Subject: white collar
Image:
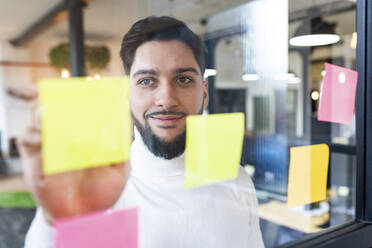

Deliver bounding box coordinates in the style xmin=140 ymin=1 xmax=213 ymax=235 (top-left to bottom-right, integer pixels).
xmin=130 ymin=128 xmax=185 ymax=177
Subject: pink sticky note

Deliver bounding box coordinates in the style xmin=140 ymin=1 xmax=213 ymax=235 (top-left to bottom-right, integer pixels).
xmin=317 ymin=63 xmax=358 ymax=124
xmin=54 ymin=208 xmax=138 ymax=248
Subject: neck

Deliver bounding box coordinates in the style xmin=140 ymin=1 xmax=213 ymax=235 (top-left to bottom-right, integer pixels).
xmin=130 ymin=128 xmax=185 ymax=177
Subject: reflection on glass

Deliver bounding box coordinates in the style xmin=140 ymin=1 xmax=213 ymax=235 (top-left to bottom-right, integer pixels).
xmin=212 ymin=0 xmax=356 ymax=247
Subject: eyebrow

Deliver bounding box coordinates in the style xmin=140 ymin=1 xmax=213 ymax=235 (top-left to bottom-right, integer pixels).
xmin=132 ymin=69 xmax=158 ymax=78
xmin=132 ymin=67 xmax=199 ymax=78
xmin=172 ymin=67 xmax=199 ymax=75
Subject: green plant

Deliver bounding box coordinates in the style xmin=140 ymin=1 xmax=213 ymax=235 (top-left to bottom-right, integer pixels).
xmin=49 ymin=43 xmax=111 ymax=71
xmin=49 ymin=43 xmax=70 ymax=69
xmin=85 ymin=45 xmax=110 ymax=70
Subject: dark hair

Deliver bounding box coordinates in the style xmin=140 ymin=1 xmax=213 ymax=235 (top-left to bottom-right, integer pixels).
xmin=120 ymin=16 xmax=207 ymax=75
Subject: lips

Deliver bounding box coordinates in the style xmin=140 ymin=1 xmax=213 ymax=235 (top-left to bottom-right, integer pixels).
xmin=150 ymin=115 xmax=185 ymax=125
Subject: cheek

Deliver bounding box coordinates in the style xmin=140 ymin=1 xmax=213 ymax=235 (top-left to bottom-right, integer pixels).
xmin=183 ymin=89 xmax=204 ymax=114
xmin=130 ymin=91 xmax=148 ymax=121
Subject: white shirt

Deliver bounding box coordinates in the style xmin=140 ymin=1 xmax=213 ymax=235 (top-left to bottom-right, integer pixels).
xmin=25 ymin=130 xmax=264 ymax=248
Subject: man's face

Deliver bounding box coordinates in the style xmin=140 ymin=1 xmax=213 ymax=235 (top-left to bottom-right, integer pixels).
xmin=130 ymin=40 xmax=209 ymax=158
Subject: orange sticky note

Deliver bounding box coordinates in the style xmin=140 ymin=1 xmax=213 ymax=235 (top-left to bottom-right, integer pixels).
xmin=185 ymin=113 xmax=244 ymax=188
xmin=39 ymin=77 xmax=131 ymax=174
xmin=287 ymin=144 xmax=329 ymax=208
xmin=317 ymin=63 xmax=358 ymax=124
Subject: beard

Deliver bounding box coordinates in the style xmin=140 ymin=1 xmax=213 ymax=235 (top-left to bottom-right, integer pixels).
xmin=132 ymin=101 xmax=204 ymax=160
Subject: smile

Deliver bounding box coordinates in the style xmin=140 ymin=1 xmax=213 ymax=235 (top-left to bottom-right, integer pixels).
xmin=150 ymin=115 xmax=185 ymax=126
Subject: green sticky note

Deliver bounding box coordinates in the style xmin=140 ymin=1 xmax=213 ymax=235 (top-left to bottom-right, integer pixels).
xmin=39 ymin=77 xmax=131 ymax=175
xmin=287 ymin=144 xmax=330 ymax=208
xmin=185 ymin=113 xmax=244 ymax=188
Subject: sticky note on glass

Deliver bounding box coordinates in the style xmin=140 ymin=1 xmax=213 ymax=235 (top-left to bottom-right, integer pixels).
xmin=39 ymin=77 xmax=131 ymax=174
xmin=185 ymin=113 xmax=244 ymax=188
xmin=55 ymin=208 xmax=138 ymax=248
xmin=287 ymin=144 xmax=329 ymax=208
xmin=317 ymin=63 xmax=358 ymax=124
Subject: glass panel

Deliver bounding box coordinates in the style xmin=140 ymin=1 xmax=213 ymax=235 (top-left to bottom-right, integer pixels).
xmin=329 ymin=153 xmax=356 ymax=227
xmin=211 ymin=0 xmax=356 ymax=246
xmin=0 ymin=0 xmax=358 ymax=247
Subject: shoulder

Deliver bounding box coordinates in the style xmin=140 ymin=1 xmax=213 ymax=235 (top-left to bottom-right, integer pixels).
xmin=226 ymin=166 xmax=259 ymax=208
xmin=234 ymin=166 xmax=256 ymax=194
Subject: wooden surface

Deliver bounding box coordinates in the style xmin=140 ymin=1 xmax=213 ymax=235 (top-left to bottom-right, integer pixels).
xmin=259 ymin=200 xmax=329 ymax=233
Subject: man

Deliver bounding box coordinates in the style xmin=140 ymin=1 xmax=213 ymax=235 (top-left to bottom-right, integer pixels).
xmin=20 ymin=16 xmax=264 ymax=247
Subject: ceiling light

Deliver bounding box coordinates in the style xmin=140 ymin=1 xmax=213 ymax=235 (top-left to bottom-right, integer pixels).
xmin=290 ymin=34 xmax=340 ymax=47
xmin=274 ymin=73 xmax=300 ymax=84
xmin=203 ymin=69 xmax=217 ymax=79
xmin=288 ymin=77 xmax=301 ymax=84
xmin=274 ymin=73 xmax=295 ymax=80
xmin=338 ymin=186 xmax=350 ymax=197
xmin=61 ymin=69 xmax=70 ymax=78
xmin=311 ymin=90 xmax=320 ymax=101
xmin=290 ymin=15 xmax=340 ymax=47
xmin=350 ymin=32 xmax=357 ymax=49
xmin=242 ymin=74 xmax=259 ymax=81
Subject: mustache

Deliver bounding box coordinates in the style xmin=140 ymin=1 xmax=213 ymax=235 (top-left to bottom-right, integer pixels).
xmin=145 ymin=110 xmax=187 ymax=119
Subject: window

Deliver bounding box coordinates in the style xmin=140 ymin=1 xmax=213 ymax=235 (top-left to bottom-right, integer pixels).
xmin=0 ymin=0 xmax=371 ymax=247
xmin=205 ymin=0 xmax=372 ymax=246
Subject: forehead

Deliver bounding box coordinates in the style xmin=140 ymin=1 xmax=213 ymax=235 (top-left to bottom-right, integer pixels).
xmin=130 ymin=40 xmax=200 ymax=75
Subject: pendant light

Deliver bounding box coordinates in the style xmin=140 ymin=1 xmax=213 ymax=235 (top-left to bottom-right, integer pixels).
xmin=290 ymin=15 xmax=340 ymax=47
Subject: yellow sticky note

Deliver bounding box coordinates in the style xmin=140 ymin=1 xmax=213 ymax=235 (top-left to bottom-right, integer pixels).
xmin=39 ymin=77 xmax=131 ymax=175
xmin=185 ymin=113 xmax=244 ymax=188
xmin=287 ymin=144 xmax=330 ymax=208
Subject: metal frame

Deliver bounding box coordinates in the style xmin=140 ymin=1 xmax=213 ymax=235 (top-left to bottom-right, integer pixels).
xmin=67 ymin=0 xmax=86 ymax=77
xmin=9 ymin=1 xmax=68 ymax=46
xmin=358 ymin=0 xmax=372 ymax=222
xmin=10 ymin=0 xmax=87 ymax=77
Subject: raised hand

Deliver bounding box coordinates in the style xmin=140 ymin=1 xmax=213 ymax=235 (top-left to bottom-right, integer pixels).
xmin=18 ymin=106 xmax=130 ymax=224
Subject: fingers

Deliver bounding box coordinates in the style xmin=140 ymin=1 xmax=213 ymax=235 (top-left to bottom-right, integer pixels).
xmin=31 ymin=101 xmax=41 ymax=130
xmin=17 ymin=126 xmax=41 ymax=155
xmin=17 ymin=126 xmax=43 ymax=191
xmin=110 ymin=161 xmax=131 ymax=176
xmin=110 ymin=161 xmax=127 ymax=169
xmin=17 ymin=98 xmax=43 ymax=203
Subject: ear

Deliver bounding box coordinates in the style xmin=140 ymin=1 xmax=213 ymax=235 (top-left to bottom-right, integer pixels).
xmin=202 ymin=80 xmax=209 ymax=109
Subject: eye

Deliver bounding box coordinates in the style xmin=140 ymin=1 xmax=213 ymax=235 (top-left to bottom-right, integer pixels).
xmin=177 ymin=76 xmax=192 ymax=85
xmin=138 ymin=78 xmax=154 ymax=87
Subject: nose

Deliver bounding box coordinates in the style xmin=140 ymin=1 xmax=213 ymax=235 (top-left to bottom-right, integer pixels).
xmin=154 ymin=80 xmax=178 ymax=110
